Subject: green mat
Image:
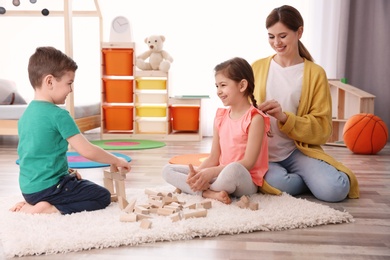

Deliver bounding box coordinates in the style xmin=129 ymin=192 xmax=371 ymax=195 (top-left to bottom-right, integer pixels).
xmin=90 ymin=139 xmax=166 ymax=150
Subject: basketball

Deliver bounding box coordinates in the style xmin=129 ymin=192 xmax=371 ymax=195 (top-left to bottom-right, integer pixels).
xmin=343 ymin=113 xmax=388 ymax=154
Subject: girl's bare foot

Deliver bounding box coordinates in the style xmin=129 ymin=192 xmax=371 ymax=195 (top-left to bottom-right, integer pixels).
xmin=10 ymin=201 xmax=59 ymax=214
xmin=202 ymin=190 xmax=231 ymax=204
xmin=9 ymin=201 xmax=26 ymax=212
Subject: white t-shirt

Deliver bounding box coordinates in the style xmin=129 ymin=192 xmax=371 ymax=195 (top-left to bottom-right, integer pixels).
xmin=266 ymin=59 xmax=304 ymax=162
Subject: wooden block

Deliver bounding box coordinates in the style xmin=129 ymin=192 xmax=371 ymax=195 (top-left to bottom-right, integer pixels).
xmin=104 ymin=170 xmax=113 ymax=179
xmin=115 ymin=179 xmax=126 ymax=199
xmin=136 ymin=213 xmax=153 ymax=220
xmin=200 ymin=200 xmax=212 ymax=209
xmin=157 ymin=207 xmax=175 ymax=216
xmin=148 ymin=198 xmax=164 ymax=208
xmin=119 ymin=213 xmax=137 ymax=222
xmin=111 ymin=171 xmax=126 ymax=181
xmin=148 ymin=207 xmax=158 ymax=214
xmin=124 ymin=198 xmax=136 ymax=213
xmin=140 ymin=219 xmax=152 ymax=229
xmin=160 ymin=192 xmax=173 ymax=197
xmin=183 ymin=209 xmax=207 ymax=219
xmin=171 ymin=212 xmax=182 ymax=222
xmin=186 ymin=203 xmax=197 ymax=209
xmin=163 ymin=205 xmax=181 ymax=212
xmin=110 ymin=194 xmax=118 ymax=202
xmin=249 ymin=202 xmax=259 ymax=211
xmin=118 ymin=196 xmax=129 ymax=210
xmin=237 ymin=195 xmax=250 ymax=209
xmin=148 ymin=195 xmax=163 ymax=200
xmin=134 ymin=205 xmax=149 ymax=214
xmin=145 ymin=188 xmax=158 ymax=196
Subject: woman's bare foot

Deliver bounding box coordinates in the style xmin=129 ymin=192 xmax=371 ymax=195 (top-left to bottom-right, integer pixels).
xmin=10 ymin=201 xmax=59 ymax=214
xmin=202 ymin=190 xmax=231 ymax=204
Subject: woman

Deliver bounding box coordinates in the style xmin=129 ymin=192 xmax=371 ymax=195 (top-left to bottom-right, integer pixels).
xmin=252 ymin=5 xmax=359 ymax=202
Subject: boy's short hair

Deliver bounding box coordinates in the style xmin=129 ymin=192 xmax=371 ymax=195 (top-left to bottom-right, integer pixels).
xmin=28 ymin=46 xmax=78 ymax=89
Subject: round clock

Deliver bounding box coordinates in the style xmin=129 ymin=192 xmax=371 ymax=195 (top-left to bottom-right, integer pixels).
xmin=112 ymin=16 xmax=130 ymax=34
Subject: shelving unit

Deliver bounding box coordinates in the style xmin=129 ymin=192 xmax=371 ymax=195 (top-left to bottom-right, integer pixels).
xmin=326 ymin=79 xmax=376 ymax=146
xmin=100 ymin=42 xmax=204 ymax=141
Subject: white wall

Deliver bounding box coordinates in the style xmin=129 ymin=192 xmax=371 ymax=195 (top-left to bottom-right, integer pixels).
xmin=1 ymin=0 xmax=331 ymax=136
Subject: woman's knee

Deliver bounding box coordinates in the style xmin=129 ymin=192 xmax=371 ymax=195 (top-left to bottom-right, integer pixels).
xmin=312 ymin=172 xmax=350 ymax=202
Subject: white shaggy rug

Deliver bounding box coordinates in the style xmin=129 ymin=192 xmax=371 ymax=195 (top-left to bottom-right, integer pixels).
xmin=0 ymin=187 xmax=354 ymax=258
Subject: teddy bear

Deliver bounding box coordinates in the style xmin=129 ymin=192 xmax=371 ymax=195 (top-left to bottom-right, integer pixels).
xmin=136 ymin=35 xmax=173 ymax=73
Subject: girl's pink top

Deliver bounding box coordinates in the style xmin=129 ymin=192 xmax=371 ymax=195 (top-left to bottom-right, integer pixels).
xmin=215 ymin=106 xmax=270 ymax=186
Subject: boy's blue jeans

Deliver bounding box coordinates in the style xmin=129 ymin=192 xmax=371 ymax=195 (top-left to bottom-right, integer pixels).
xmin=265 ymin=149 xmax=350 ymax=202
xmin=23 ymin=173 xmax=111 ymax=214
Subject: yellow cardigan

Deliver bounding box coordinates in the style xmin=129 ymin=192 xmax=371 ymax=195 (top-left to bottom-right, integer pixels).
xmin=252 ymin=55 xmax=359 ymax=199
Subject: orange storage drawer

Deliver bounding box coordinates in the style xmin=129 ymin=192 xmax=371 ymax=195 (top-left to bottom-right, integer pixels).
xmin=103 ymin=105 xmax=133 ymax=131
xmin=102 ymin=48 xmax=133 ymax=76
xmin=103 ymin=79 xmax=133 ymax=103
xmin=171 ymin=106 xmax=200 ymax=131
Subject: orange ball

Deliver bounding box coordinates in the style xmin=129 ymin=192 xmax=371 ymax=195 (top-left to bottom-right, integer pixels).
xmin=343 ymin=113 xmax=388 ymax=154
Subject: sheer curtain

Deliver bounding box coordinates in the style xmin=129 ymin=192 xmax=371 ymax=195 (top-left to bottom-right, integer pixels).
xmin=306 ymin=0 xmax=350 ymax=79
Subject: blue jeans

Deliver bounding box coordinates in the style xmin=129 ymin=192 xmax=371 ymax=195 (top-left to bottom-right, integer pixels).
xmin=265 ymin=149 xmax=350 ymax=202
xmin=23 ymin=174 xmax=111 ymax=214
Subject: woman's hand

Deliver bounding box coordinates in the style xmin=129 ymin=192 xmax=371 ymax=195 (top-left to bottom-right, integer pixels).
xmin=187 ymin=164 xmax=212 ymax=192
xmin=258 ymin=99 xmax=287 ymax=123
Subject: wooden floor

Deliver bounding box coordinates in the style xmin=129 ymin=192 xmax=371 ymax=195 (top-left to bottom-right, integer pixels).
xmin=0 ymin=130 xmax=389 ymax=260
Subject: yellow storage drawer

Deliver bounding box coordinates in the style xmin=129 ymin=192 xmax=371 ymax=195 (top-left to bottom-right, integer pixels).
xmin=136 ymin=105 xmax=167 ymax=117
xmin=136 ymin=78 xmax=166 ymax=90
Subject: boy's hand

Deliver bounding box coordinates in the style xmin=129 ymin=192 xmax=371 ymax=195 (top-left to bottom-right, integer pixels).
xmin=110 ymin=157 xmax=131 ymax=175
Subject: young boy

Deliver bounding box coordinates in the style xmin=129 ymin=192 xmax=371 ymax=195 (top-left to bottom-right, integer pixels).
xmin=10 ymin=46 xmax=131 ymax=215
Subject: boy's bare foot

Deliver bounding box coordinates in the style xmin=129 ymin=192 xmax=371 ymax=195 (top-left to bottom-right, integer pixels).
xmin=10 ymin=201 xmax=60 ymax=214
xmin=202 ymin=190 xmax=231 ymax=204
xmin=9 ymin=201 xmax=26 ymax=212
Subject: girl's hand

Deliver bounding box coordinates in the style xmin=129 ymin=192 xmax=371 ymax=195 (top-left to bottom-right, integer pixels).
xmin=187 ymin=165 xmax=212 ymax=192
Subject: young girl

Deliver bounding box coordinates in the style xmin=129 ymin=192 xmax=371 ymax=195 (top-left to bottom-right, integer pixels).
xmin=10 ymin=47 xmax=132 ymax=214
xmin=252 ymin=5 xmax=359 ymax=202
xmin=162 ymin=57 xmax=270 ymax=204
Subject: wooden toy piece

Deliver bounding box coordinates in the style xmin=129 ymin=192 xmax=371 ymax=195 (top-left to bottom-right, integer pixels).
xmin=174 ymin=188 xmax=182 ymax=194
xmin=118 ymin=196 xmax=129 ymax=210
xmin=104 ymin=170 xmax=127 ymax=203
xmin=249 ymin=202 xmax=259 ymax=211
xmin=236 ymin=195 xmax=259 ymax=210
xmin=162 ymin=195 xmax=178 ymax=204
xmin=186 ymin=203 xmax=197 ymax=209
xmin=119 ymin=213 xmax=137 ymax=222
xmin=171 ymin=212 xmax=181 ymax=222
xmin=144 ymin=188 xmax=159 ymax=196
xmin=136 ymin=213 xmax=153 ymax=220
xmin=103 ymin=171 xmax=115 ymax=196
xmin=157 ymin=207 xmax=175 ymax=216
xmin=237 ymin=195 xmax=250 ymax=209
xmin=134 ymin=205 xmax=149 ymax=214
xmin=148 ymin=198 xmax=164 ymax=208
xmin=160 ymin=191 xmax=173 ymax=197
xmin=200 ymin=200 xmax=212 ymax=209
xmin=124 ymin=198 xmax=137 ymax=213
xmin=183 ymin=209 xmax=207 ymax=219
xmin=140 ymin=219 xmax=152 ymax=229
